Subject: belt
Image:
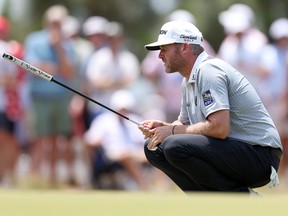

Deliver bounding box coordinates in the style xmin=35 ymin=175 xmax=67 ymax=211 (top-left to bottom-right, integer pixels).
xmin=270 ymin=148 xmax=282 ymax=161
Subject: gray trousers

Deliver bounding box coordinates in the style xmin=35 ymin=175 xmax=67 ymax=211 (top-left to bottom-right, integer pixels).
xmin=144 ymin=134 xmax=281 ymax=192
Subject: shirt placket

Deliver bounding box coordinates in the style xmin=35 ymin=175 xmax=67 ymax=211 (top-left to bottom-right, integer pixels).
xmin=186 ymin=82 xmax=196 ymax=124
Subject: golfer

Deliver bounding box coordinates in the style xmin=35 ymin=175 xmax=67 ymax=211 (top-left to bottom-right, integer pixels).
xmin=139 ymin=20 xmax=283 ymax=193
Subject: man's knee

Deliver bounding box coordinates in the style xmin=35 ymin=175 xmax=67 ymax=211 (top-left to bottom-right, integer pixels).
xmin=144 ymin=136 xmax=188 ymax=165
xmin=144 ymin=139 xmax=168 ymax=168
xmin=143 ymin=139 xmax=154 ymax=163
xmin=163 ymin=136 xmax=187 ymax=163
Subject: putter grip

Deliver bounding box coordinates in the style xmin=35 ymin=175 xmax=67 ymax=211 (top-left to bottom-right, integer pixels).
xmin=2 ymin=53 xmax=53 ymax=81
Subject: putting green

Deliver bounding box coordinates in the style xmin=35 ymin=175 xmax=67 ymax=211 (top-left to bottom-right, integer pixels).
xmin=0 ymin=189 xmax=287 ymax=216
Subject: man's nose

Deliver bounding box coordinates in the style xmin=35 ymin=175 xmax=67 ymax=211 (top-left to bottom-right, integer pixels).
xmin=158 ymin=50 xmax=163 ymax=59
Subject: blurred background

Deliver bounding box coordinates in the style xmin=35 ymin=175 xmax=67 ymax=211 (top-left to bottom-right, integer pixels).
xmin=0 ymin=0 xmax=288 ymax=192
xmin=1 ymin=0 xmax=288 ymax=58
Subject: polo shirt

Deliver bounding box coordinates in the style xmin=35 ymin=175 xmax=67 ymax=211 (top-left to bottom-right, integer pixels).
xmin=0 ymin=40 xmax=17 ymax=111
xmin=24 ymin=30 xmax=76 ymax=98
xmin=178 ymin=51 xmax=282 ymax=150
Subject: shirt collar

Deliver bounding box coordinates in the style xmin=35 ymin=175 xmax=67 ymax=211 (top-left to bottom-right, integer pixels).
xmin=187 ymin=51 xmax=209 ymax=83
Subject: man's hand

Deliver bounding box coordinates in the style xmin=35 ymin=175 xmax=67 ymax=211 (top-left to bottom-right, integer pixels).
xmin=48 ymin=23 xmax=63 ymax=47
xmin=147 ymin=125 xmax=175 ymax=150
xmin=138 ymin=120 xmax=165 ymax=139
xmin=139 ymin=120 xmax=175 ymax=151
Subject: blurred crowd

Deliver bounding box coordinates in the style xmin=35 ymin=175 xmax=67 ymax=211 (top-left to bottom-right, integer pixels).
xmin=0 ymin=3 xmax=288 ymax=191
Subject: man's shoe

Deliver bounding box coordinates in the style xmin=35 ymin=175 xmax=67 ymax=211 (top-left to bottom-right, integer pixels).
xmin=248 ymin=188 xmax=261 ymax=197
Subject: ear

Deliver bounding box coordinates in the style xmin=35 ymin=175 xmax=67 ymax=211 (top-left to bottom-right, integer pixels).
xmin=182 ymin=43 xmax=191 ymax=53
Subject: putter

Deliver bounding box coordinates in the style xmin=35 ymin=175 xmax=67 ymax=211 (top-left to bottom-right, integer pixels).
xmin=2 ymin=53 xmax=139 ymax=126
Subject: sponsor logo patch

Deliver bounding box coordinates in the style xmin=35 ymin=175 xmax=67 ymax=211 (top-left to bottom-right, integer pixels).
xmin=202 ymin=89 xmax=214 ymax=106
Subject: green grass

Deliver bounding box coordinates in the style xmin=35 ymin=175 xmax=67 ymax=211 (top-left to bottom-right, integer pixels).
xmin=0 ymin=189 xmax=287 ymax=216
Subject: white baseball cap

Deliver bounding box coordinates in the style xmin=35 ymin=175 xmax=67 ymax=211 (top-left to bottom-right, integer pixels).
xmin=82 ymin=16 xmax=108 ymax=36
xmin=269 ymin=18 xmax=288 ymax=40
xmin=168 ymin=9 xmax=196 ymax=24
xmin=145 ymin=20 xmax=203 ymax=51
xmin=44 ymin=5 xmax=68 ymax=24
xmin=62 ymin=16 xmax=80 ymax=37
xmin=218 ymin=4 xmax=254 ymax=34
xmin=110 ymin=90 xmax=135 ymax=111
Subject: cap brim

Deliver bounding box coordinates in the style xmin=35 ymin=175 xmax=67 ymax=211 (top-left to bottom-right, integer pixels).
xmin=145 ymin=44 xmax=161 ymax=51
xmin=145 ymin=40 xmax=175 ymax=51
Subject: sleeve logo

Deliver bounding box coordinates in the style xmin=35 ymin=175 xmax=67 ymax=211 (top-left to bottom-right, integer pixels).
xmin=202 ymin=89 xmax=214 ymax=106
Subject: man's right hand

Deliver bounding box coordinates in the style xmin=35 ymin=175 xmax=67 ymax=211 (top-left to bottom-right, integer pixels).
xmin=138 ymin=120 xmax=165 ymax=139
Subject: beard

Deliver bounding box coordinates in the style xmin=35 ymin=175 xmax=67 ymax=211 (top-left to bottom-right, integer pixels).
xmin=164 ymin=50 xmax=184 ymax=74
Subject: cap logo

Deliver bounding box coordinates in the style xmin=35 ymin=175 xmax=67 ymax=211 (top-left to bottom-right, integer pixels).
xmin=159 ymin=30 xmax=167 ymax=35
xmin=180 ymin=34 xmax=198 ymax=42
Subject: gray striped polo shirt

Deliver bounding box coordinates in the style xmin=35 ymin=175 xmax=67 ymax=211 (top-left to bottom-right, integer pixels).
xmin=178 ymin=52 xmax=282 ymax=150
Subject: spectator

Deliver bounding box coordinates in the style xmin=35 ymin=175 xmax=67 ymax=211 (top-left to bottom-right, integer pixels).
xmin=85 ymin=21 xmax=140 ymax=119
xmin=0 ymin=16 xmax=19 ymax=187
xmin=81 ymin=16 xmax=109 ymax=126
xmin=217 ymin=3 xmax=268 ymax=95
xmin=62 ymin=15 xmax=94 ymax=82
xmin=8 ymin=40 xmax=30 ymax=156
xmin=82 ymin=16 xmax=108 ymax=52
xmin=62 ymin=15 xmax=92 ymax=137
xmin=62 ymin=15 xmax=94 ymax=188
xmin=82 ymin=16 xmax=109 ymax=73
xmin=24 ymin=5 xmax=76 ymax=187
xmin=84 ymin=90 xmax=147 ymax=190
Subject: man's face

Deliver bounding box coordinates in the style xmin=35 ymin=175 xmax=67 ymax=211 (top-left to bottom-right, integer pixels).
xmin=88 ymin=33 xmax=107 ymax=48
xmin=276 ymin=37 xmax=288 ymax=48
xmin=158 ymin=44 xmax=184 ymax=74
